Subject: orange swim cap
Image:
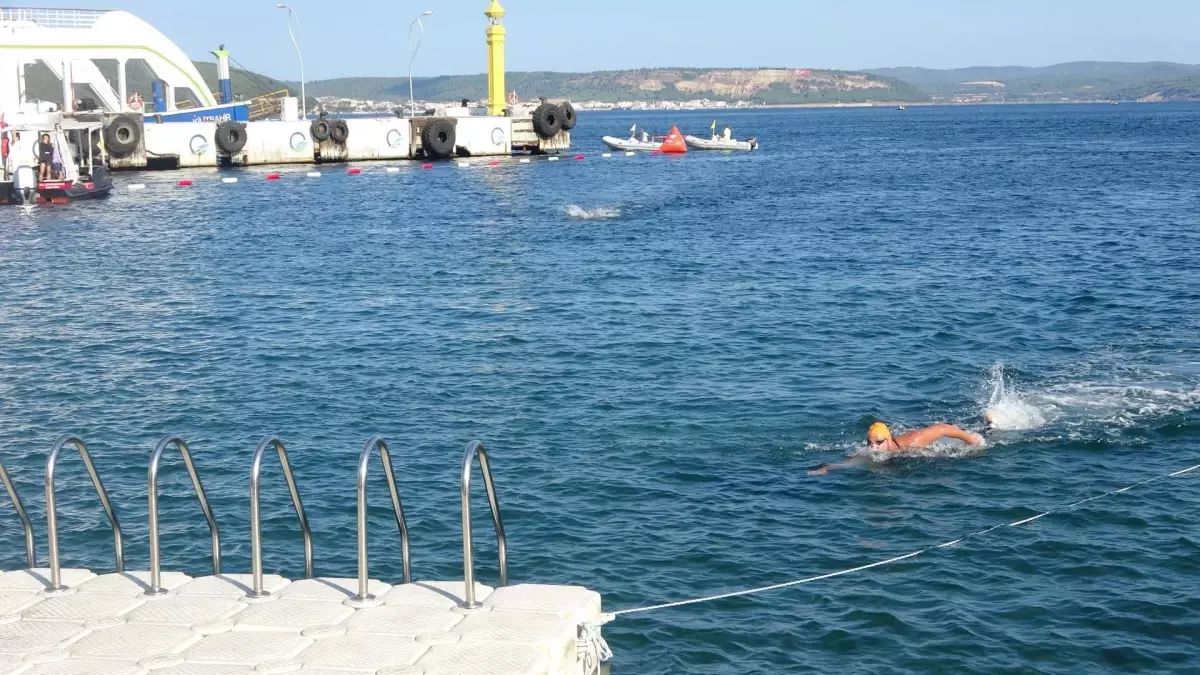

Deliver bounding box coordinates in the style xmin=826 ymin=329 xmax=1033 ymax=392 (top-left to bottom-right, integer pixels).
xmin=867 ymin=422 xmax=892 ymax=442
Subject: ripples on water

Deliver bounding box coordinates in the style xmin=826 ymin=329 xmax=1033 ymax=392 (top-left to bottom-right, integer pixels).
xmin=2 ymin=105 xmax=1200 ymax=673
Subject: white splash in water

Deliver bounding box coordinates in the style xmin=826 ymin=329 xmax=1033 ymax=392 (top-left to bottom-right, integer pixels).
xmin=564 ymin=204 xmax=621 ymax=220
xmin=983 ymin=363 xmax=1048 ymax=431
xmin=981 ymin=361 xmax=1200 ymax=436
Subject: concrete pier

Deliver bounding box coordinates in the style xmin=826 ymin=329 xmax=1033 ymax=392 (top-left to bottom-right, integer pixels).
xmin=106 ymin=116 xmax=572 ymax=170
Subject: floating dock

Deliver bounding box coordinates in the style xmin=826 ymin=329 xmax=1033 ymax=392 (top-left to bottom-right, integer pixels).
xmin=0 ymin=436 xmax=610 ymax=675
xmin=0 ymin=571 xmax=603 ymax=675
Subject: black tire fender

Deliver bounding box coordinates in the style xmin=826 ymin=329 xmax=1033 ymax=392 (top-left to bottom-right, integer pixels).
xmin=559 ymin=102 xmax=577 ymax=131
xmin=105 ymin=114 xmax=142 ymax=155
xmin=531 ymin=103 xmax=561 ymax=139
xmin=421 ymin=118 xmax=457 ymax=159
xmin=214 ymin=121 xmax=248 ymax=155
xmin=330 ymin=119 xmax=350 ymax=144
xmin=311 ymin=119 xmax=332 ymax=142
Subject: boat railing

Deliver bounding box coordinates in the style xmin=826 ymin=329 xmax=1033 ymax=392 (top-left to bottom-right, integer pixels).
xmin=146 ymin=435 xmax=221 ymax=596
xmin=0 ymin=459 xmax=36 ymax=568
xmin=460 ymin=441 xmax=508 ymax=609
xmin=352 ymin=437 xmax=412 ymax=604
xmin=248 ymin=436 xmax=312 ymax=599
xmin=249 ymin=90 xmax=292 ymax=121
xmin=44 ymin=435 xmax=124 ymax=593
xmin=0 ymin=7 xmax=107 ymax=29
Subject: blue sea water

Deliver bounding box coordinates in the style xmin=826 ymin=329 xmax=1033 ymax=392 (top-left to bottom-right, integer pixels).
xmin=2 ymin=103 xmax=1200 ymax=673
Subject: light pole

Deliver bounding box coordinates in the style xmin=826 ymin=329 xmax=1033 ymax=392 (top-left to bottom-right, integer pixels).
xmin=276 ymin=3 xmax=306 ymax=120
xmin=408 ymin=10 xmax=433 ymax=117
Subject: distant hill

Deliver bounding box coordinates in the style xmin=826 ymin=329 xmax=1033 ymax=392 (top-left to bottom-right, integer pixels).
xmin=300 ymin=68 xmax=930 ymax=104
xmin=866 ymin=61 xmax=1200 ymax=101
xmin=22 ymin=60 xmax=1200 ymax=109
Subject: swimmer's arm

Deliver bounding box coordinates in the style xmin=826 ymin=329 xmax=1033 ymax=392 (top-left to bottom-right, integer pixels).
xmin=924 ymin=424 xmax=985 ymax=446
xmin=807 ymin=458 xmax=862 ymax=476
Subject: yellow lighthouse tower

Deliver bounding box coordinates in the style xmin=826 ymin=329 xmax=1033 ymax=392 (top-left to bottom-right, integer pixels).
xmin=485 ymin=0 xmax=507 ymax=116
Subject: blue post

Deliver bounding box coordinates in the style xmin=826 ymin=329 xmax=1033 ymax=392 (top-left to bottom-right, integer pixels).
xmin=151 ymin=81 xmax=166 ymax=113
xmin=212 ymin=45 xmax=233 ymax=105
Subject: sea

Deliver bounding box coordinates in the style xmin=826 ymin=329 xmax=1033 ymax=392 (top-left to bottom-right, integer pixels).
xmin=1 ymin=103 xmax=1199 ymax=674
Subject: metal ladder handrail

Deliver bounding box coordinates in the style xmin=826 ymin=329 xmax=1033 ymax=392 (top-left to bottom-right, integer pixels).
xmin=248 ymin=436 xmax=313 ymax=599
xmin=352 ymin=437 xmax=412 ymax=604
xmin=460 ymin=440 xmax=508 ymax=609
xmin=147 ymin=435 xmax=222 ymax=596
xmin=0 ymin=459 xmax=36 ymax=568
xmin=45 ymin=435 xmax=124 ymax=592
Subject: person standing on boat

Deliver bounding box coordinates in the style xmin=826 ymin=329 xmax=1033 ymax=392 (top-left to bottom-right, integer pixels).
xmin=50 ymin=141 xmax=64 ymax=179
xmin=722 ymin=125 xmax=733 ymax=141
xmin=37 ymin=133 xmax=54 ymax=181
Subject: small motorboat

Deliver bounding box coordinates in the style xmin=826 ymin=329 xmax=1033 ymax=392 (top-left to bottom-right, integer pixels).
xmin=2 ymin=117 xmax=114 ymax=205
xmin=684 ymin=135 xmax=759 ymax=151
xmin=602 ymin=135 xmax=662 ymax=152
xmin=603 ymin=124 xmax=663 ymax=152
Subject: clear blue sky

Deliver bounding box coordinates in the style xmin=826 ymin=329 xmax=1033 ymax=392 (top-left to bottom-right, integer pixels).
xmin=39 ymin=0 xmax=1200 ymax=81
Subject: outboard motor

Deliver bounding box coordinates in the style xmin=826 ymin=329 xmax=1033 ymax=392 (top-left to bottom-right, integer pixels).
xmin=12 ymin=165 xmax=36 ymax=205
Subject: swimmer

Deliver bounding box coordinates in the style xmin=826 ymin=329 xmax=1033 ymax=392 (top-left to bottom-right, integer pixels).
xmin=808 ymin=421 xmax=985 ymax=475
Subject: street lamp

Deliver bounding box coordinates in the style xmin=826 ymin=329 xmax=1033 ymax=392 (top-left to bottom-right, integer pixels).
xmin=408 ymin=10 xmax=433 ymax=117
xmin=276 ymin=3 xmax=306 ymax=120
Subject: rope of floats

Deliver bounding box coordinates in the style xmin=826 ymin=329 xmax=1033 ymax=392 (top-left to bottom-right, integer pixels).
xmin=595 ymin=459 xmax=1200 ymax=624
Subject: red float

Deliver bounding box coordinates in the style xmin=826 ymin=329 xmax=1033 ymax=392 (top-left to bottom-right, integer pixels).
xmin=347 ymin=168 xmax=362 ymax=175
xmin=177 ymin=179 xmax=193 ymax=187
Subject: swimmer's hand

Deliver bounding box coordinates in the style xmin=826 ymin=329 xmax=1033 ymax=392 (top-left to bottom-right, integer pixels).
xmin=807 ymin=465 xmax=830 ymax=477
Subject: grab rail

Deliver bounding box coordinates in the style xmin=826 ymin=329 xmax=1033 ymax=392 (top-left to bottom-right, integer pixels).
xmin=352 ymin=437 xmax=412 ymax=604
xmin=147 ymin=436 xmax=222 ymax=596
xmin=45 ymin=435 xmax=124 ymax=592
xmin=0 ymin=459 xmax=36 ymax=568
xmin=248 ymin=436 xmax=312 ymax=599
xmin=460 ymin=441 xmax=508 ymax=609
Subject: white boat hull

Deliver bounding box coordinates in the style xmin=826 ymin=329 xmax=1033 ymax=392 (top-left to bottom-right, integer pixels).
xmin=602 ymin=136 xmax=661 ymax=151
xmin=684 ymin=135 xmax=759 ymax=151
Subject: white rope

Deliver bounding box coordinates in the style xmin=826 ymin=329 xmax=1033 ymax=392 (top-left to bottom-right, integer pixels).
xmin=600 ymin=460 xmax=1200 ymax=622
xmin=577 ymin=621 xmax=613 ymax=673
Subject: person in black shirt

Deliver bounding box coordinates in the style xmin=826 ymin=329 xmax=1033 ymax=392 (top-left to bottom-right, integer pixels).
xmin=38 ymin=133 xmax=53 ymax=180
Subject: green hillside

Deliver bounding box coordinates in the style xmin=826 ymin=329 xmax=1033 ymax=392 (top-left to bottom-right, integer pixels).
xmin=866 ymin=61 xmax=1200 ymax=101
xmin=301 ymin=68 xmax=930 ymax=104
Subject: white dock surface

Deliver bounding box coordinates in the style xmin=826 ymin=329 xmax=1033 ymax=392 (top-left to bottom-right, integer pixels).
xmin=0 ymin=569 xmax=603 ymax=675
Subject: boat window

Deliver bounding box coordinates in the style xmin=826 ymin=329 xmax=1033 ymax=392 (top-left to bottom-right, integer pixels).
xmin=124 ymin=59 xmax=158 ymax=105
xmin=92 ymin=59 xmax=120 ymax=96
xmin=175 ymin=88 xmax=202 ymax=110
xmin=21 ymin=61 xmax=62 ymax=105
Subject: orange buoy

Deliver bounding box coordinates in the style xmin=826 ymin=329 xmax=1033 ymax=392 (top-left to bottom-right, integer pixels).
xmin=659 ymin=126 xmax=687 ymax=154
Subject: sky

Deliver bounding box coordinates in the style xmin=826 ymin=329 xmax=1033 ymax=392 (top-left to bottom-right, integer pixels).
xmin=32 ymin=0 xmax=1200 ymax=81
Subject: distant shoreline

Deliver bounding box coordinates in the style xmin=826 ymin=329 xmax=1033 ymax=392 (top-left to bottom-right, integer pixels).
xmin=577 ymin=99 xmax=1156 ymax=112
